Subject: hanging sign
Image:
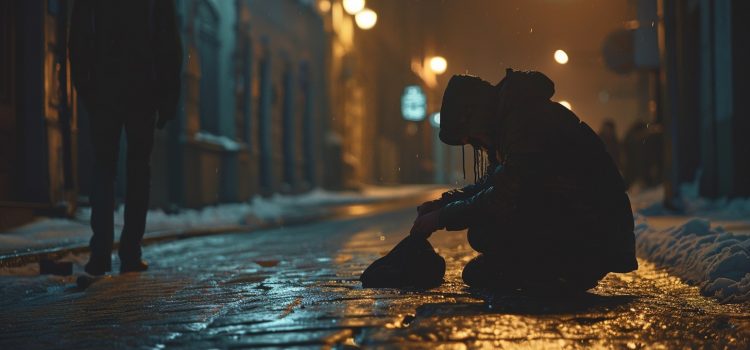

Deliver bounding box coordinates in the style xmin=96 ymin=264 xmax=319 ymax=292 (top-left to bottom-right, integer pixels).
xmin=401 ymin=85 xmax=427 ymax=122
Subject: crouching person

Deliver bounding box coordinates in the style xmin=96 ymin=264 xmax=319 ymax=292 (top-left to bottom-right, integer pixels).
xmin=411 ymin=69 xmax=637 ymax=295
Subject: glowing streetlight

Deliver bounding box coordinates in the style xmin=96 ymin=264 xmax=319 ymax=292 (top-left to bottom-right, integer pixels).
xmin=355 ymin=8 xmax=377 ymax=30
xmin=559 ymin=100 xmax=572 ymax=110
xmin=429 ymin=56 xmax=448 ymax=75
xmin=554 ymin=49 xmax=569 ymax=64
xmin=343 ymin=0 xmax=365 ymax=15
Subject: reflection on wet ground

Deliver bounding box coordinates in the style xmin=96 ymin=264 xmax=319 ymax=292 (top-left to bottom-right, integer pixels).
xmin=1 ymin=206 xmax=749 ymax=349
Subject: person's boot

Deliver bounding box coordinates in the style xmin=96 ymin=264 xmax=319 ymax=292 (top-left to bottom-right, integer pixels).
xmin=120 ymin=259 xmax=148 ymax=274
xmin=84 ymin=255 xmax=112 ymax=276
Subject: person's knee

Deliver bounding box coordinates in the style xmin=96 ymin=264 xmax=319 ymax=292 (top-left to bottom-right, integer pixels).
xmin=462 ymin=257 xmax=485 ymax=288
xmin=462 ymin=255 xmax=498 ymax=288
xmin=467 ymin=224 xmax=494 ymax=253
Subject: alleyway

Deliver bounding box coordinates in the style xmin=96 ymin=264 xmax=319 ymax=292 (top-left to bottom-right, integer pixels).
xmin=1 ymin=201 xmax=749 ymax=349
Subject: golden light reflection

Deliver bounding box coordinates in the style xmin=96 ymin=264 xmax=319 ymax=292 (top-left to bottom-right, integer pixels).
xmin=344 ymin=204 xmax=370 ymax=216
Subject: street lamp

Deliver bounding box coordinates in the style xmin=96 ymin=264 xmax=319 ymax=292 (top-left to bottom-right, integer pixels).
xmin=429 ymin=56 xmax=448 ymax=75
xmin=355 ymin=8 xmax=377 ymax=30
xmin=554 ymin=49 xmax=569 ymax=64
xmin=343 ymin=0 xmax=365 ymax=15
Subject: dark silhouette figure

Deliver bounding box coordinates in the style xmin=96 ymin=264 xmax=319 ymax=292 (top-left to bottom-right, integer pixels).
xmin=69 ymin=0 xmax=182 ymax=275
xmin=623 ymin=121 xmax=664 ymax=188
xmin=598 ymin=119 xmax=621 ymax=171
xmin=411 ymin=69 xmax=637 ymax=295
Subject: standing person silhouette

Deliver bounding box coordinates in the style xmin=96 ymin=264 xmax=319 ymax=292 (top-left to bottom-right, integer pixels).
xmin=69 ymin=0 xmax=182 ymax=275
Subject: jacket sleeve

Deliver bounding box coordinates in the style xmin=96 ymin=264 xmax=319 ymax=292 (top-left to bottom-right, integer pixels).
xmin=439 ymin=167 xmax=496 ymax=202
xmin=69 ymin=0 xmax=93 ymax=98
xmin=417 ymin=162 xmax=498 ymax=216
xmin=154 ymin=0 xmax=183 ymax=122
xmin=438 ymin=163 xmax=521 ymax=231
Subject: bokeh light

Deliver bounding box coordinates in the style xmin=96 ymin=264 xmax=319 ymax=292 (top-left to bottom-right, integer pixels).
xmin=318 ymin=0 xmax=331 ymax=13
xmin=554 ymin=49 xmax=569 ymax=64
xmin=355 ymin=9 xmax=377 ymax=30
xmin=559 ymin=100 xmax=572 ymax=110
xmin=343 ymin=0 xmax=365 ymax=15
xmin=429 ymin=56 xmax=448 ymax=74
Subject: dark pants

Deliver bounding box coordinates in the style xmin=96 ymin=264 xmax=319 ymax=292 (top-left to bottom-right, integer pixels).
xmin=88 ymin=107 xmax=155 ymax=266
xmin=462 ymin=224 xmax=606 ymax=294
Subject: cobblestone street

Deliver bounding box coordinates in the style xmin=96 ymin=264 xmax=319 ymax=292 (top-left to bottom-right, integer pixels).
xmin=2 ymin=202 xmax=749 ymax=349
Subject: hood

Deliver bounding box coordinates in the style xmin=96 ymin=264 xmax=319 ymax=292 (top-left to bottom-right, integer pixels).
xmin=495 ymin=68 xmax=555 ymax=114
xmin=438 ymin=75 xmax=495 ymax=146
xmin=438 ymin=69 xmax=556 ymax=147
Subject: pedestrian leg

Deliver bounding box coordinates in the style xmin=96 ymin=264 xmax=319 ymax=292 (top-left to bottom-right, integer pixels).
xmin=86 ymin=109 xmax=123 ymax=275
xmin=118 ymin=111 xmax=156 ymax=267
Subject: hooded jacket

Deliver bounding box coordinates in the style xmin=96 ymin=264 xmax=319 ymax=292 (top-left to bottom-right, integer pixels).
xmin=69 ymin=0 xmax=182 ymax=121
xmin=438 ymin=70 xmax=637 ymax=275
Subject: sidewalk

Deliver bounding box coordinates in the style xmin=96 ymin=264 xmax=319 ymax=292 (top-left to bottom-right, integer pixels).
xmin=0 ymin=185 xmax=444 ymax=268
xmin=3 ymin=194 xmax=749 ymax=349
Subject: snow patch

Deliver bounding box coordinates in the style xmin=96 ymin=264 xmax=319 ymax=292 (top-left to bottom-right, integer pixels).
xmin=636 ymin=216 xmax=750 ymax=303
xmin=194 ymin=132 xmax=243 ymax=151
xmin=1 ymin=186 xmax=438 ymax=257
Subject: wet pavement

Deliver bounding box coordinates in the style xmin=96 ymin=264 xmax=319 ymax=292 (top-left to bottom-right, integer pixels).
xmin=1 ymin=203 xmax=750 ymax=349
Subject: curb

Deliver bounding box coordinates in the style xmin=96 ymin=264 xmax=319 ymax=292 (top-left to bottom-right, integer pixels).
xmin=0 ymin=189 xmax=443 ymax=268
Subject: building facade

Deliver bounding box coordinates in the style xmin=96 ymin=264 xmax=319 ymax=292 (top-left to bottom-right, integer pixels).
xmin=0 ymin=0 xmax=78 ymax=230
xmin=322 ymin=0 xmax=444 ymax=188
xmin=657 ymin=0 xmax=750 ymax=201
xmin=1 ymin=0 xmax=452 ymax=230
xmin=149 ymin=0 xmax=330 ymax=208
xmin=1 ymin=0 xmax=335 ymax=229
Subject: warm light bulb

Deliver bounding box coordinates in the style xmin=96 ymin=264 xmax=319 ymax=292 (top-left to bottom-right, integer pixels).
xmin=429 ymin=56 xmax=448 ymax=74
xmin=355 ymin=8 xmax=377 ymax=30
xmin=554 ymin=49 xmax=569 ymax=64
xmin=559 ymin=100 xmax=572 ymax=110
xmin=343 ymin=0 xmax=365 ymax=15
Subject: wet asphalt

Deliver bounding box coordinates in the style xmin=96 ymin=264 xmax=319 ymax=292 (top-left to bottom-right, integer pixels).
xmin=1 ymin=202 xmax=749 ymax=349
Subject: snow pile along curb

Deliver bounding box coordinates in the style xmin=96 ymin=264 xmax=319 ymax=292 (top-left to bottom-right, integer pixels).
xmin=635 ymin=216 xmax=750 ymax=303
xmin=0 ymin=185 xmax=442 ymax=259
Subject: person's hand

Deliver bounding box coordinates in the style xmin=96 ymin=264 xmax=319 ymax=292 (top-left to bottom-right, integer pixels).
xmin=417 ymin=199 xmax=443 ymax=216
xmin=410 ymin=209 xmax=442 ymax=239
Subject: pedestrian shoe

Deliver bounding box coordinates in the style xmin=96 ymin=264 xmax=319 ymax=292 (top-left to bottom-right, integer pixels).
xmin=84 ymin=257 xmax=112 ymax=276
xmin=120 ymin=259 xmax=149 ymax=274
